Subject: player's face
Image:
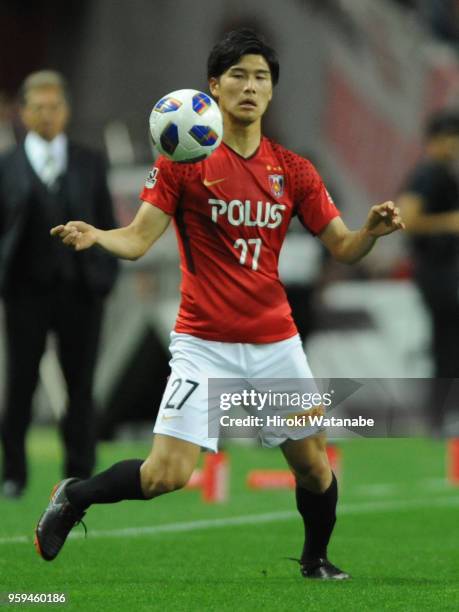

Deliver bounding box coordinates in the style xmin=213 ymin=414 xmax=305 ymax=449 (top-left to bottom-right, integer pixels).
xmin=209 ymin=54 xmax=273 ymax=126
xmin=21 ymin=86 xmax=69 ymax=141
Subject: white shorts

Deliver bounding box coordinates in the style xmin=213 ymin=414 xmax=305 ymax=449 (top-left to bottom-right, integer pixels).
xmin=154 ymin=332 xmax=322 ymax=452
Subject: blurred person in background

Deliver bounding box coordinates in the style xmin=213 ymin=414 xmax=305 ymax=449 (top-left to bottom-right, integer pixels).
xmin=393 ymin=0 xmax=459 ymax=46
xmin=0 ymin=70 xmax=119 ymax=498
xmin=398 ymin=111 xmax=459 ymax=434
xmin=0 ymin=93 xmax=16 ymax=154
xmin=418 ymin=0 xmax=459 ymax=45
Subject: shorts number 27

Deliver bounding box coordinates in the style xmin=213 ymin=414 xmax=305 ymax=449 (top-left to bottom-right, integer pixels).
xmin=164 ymin=378 xmax=199 ymax=410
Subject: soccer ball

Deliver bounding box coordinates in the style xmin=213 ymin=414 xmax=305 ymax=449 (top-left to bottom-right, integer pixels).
xmin=149 ymin=89 xmax=223 ymax=163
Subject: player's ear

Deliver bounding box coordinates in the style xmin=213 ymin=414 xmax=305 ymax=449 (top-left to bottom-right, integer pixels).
xmin=209 ymin=77 xmax=219 ymax=99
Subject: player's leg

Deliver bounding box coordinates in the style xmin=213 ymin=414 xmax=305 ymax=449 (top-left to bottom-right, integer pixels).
xmin=67 ymin=433 xmax=201 ymax=508
xmin=250 ymin=335 xmax=349 ymax=579
xmin=34 ymin=332 xmax=221 ymax=560
xmin=140 ymin=433 xmax=202 ymax=497
xmin=34 ymin=433 xmax=200 ymax=561
xmin=281 ymin=433 xmax=349 ymax=580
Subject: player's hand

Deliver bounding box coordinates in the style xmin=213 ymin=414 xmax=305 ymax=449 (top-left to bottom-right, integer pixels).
xmin=50 ymin=221 xmax=98 ymax=251
xmin=363 ymin=201 xmax=405 ymax=237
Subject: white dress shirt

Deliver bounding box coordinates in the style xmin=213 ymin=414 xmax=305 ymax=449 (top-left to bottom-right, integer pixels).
xmin=24 ymin=131 xmax=68 ymax=187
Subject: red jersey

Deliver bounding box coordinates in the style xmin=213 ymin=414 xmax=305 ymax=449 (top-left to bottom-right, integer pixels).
xmin=139 ymin=137 xmax=339 ymax=343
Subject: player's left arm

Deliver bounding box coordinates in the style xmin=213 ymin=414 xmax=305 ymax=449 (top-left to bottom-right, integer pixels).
xmin=318 ymin=201 xmax=405 ymax=264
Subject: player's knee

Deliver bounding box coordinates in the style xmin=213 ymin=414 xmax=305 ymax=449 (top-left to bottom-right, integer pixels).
xmin=140 ymin=459 xmax=190 ymax=498
xmin=295 ymin=457 xmax=332 ymax=493
xmin=148 ymin=475 xmax=186 ymax=496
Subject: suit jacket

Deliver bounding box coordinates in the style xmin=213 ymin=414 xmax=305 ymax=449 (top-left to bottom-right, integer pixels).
xmin=0 ymin=139 xmax=119 ymax=297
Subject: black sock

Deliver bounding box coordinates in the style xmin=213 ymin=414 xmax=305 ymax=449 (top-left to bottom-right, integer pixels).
xmin=295 ymin=472 xmax=337 ymax=562
xmin=66 ymin=459 xmax=146 ymax=512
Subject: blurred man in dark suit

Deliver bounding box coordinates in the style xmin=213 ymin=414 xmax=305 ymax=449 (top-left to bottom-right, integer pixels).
xmin=398 ymin=111 xmax=459 ymax=434
xmin=0 ymin=71 xmax=118 ymax=497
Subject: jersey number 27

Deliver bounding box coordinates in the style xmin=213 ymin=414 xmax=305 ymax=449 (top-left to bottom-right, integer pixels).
xmin=234 ymin=238 xmax=262 ymax=271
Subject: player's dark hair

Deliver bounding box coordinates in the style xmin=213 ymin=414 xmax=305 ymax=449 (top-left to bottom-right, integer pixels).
xmin=425 ymin=111 xmax=459 ymax=139
xmin=207 ymin=28 xmax=279 ymax=85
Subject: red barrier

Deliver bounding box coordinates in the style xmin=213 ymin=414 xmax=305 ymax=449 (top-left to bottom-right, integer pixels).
xmin=186 ymin=452 xmax=229 ymax=503
xmin=447 ymin=439 xmax=459 ymax=485
xmin=246 ymin=445 xmax=342 ymax=490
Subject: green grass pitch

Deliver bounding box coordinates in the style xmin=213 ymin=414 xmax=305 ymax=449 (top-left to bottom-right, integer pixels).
xmin=1 ymin=429 xmax=459 ymax=611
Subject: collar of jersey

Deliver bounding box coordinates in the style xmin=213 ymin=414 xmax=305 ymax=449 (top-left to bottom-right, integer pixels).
xmin=221 ymin=138 xmax=263 ymax=161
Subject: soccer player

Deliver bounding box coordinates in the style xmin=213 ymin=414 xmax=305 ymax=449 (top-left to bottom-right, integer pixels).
xmin=35 ymin=29 xmax=404 ymax=579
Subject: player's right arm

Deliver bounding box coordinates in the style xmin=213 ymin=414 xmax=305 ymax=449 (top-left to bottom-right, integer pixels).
xmin=50 ymin=201 xmax=171 ymax=260
xmin=397 ymin=192 xmax=459 ymax=234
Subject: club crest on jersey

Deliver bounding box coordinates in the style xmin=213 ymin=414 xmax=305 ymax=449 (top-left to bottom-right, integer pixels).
xmin=145 ymin=167 xmax=159 ymax=189
xmin=269 ymin=174 xmax=284 ymax=198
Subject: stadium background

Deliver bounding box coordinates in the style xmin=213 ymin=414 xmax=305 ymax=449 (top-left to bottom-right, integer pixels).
xmin=1 ymin=1 xmax=459 ymax=610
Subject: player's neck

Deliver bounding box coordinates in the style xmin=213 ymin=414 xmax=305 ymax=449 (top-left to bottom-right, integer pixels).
xmin=223 ymin=119 xmax=262 ymax=159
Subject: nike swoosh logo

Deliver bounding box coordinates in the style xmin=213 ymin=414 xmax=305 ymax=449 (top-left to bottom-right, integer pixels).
xmin=203 ymin=177 xmax=226 ymax=188
xmin=162 ymin=414 xmax=183 ymax=421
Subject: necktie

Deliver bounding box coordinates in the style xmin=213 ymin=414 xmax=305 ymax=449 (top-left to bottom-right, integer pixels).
xmin=42 ymin=149 xmax=58 ymax=187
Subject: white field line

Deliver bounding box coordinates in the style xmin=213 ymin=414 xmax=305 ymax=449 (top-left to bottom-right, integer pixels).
xmin=344 ymin=476 xmax=459 ymax=497
xmin=1 ymin=494 xmax=459 ymax=546
xmin=352 ymin=484 xmax=401 ymax=496
xmin=349 ymin=477 xmax=454 ymax=497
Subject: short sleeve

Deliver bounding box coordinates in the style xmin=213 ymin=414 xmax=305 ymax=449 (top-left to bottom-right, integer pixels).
xmin=294 ymin=160 xmax=340 ymax=235
xmin=139 ymin=155 xmax=182 ymax=215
